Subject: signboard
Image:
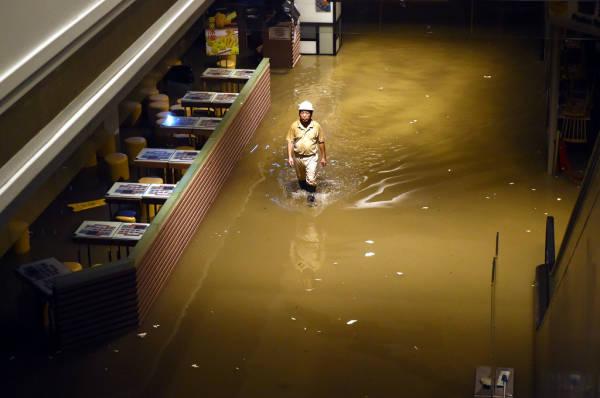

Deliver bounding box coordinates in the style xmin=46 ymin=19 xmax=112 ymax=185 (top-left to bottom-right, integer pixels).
xmin=205 ymin=28 xmax=239 ymax=56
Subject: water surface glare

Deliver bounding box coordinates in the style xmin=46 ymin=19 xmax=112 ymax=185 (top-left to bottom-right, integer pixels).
xmin=22 ymin=25 xmax=580 ymax=398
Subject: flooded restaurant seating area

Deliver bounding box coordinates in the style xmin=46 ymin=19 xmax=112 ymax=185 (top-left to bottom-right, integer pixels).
xmin=3 ymin=1 xmax=600 ymax=397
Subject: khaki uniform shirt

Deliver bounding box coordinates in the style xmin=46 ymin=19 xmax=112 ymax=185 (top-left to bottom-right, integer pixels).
xmin=286 ymin=120 xmax=325 ymax=156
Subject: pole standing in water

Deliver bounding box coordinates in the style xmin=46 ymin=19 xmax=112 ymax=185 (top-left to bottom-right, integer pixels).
xmin=286 ymin=101 xmax=327 ymax=201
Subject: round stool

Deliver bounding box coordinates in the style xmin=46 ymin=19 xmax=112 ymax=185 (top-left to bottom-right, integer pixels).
xmin=8 ymin=221 xmax=30 ymax=255
xmin=119 ymin=101 xmax=142 ymax=127
xmin=164 ymin=58 xmax=182 ymax=67
xmin=63 ymin=262 xmax=83 ymax=272
xmin=217 ymin=55 xmax=237 ymax=69
xmin=149 ymin=94 xmax=169 ymax=104
xmin=139 ymin=87 xmax=159 ymax=99
xmin=148 ymin=101 xmax=170 ymax=122
xmin=105 ymin=152 xmax=130 ymax=182
xmin=170 ymin=104 xmax=186 ymax=116
xmin=138 ymin=177 xmax=163 ymax=184
xmin=82 ymin=142 xmax=98 ymax=168
xmin=124 ymin=136 xmax=147 ymax=161
xmin=140 ymin=76 xmax=158 ymax=89
xmin=115 ymin=209 xmax=137 ymax=223
xmin=156 ymin=111 xmax=171 ymax=120
xmin=98 ymin=134 xmax=117 ymax=158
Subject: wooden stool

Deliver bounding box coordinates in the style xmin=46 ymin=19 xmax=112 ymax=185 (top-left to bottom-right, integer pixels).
xmin=82 ymin=142 xmax=98 ymax=168
xmin=139 ymin=87 xmax=159 ymax=99
xmin=98 ymin=134 xmax=117 ymax=158
xmin=8 ymin=221 xmax=30 ymax=254
xmin=105 ymin=152 xmax=130 ymax=181
xmin=148 ymin=101 xmax=170 ymax=122
xmin=149 ymin=94 xmax=169 ymax=104
xmin=124 ymin=136 xmax=147 ymax=161
xmin=156 ymin=111 xmax=171 ymax=120
xmin=170 ymin=104 xmax=186 ymax=116
xmin=119 ymin=101 xmax=142 ymax=127
xmin=138 ymin=177 xmax=163 ymax=184
xmin=63 ymin=262 xmax=83 ymax=272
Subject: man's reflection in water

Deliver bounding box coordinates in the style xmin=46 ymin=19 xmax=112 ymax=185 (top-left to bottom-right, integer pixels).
xmin=289 ymin=219 xmax=325 ymax=291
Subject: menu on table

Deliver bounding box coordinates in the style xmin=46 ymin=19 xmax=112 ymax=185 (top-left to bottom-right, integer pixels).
xmin=113 ymin=223 xmax=150 ymax=241
xmin=16 ymin=257 xmax=71 ymax=296
xmin=160 ymin=116 xmax=199 ymax=129
xmin=144 ymin=184 xmax=176 ymax=199
xmin=106 ymin=182 xmax=149 ymax=199
xmin=231 ymin=69 xmax=254 ymax=79
xmin=74 ymin=221 xmax=121 ymax=239
xmin=135 ymin=148 xmax=176 ymax=162
xmin=170 ymin=150 xmax=200 ymax=163
xmin=182 ymin=91 xmax=217 ymax=102
xmin=195 ymin=117 xmax=222 ymax=130
xmin=202 ymin=68 xmax=235 ymax=78
xmin=212 ymin=93 xmax=238 ymax=104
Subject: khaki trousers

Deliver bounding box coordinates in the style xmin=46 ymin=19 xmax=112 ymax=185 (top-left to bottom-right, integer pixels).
xmin=294 ymin=154 xmax=318 ymax=186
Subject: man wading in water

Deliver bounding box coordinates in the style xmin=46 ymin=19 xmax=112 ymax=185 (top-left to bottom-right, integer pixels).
xmin=286 ymin=101 xmax=327 ymax=203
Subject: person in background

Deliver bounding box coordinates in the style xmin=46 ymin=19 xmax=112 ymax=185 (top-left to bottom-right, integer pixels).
xmin=286 ymin=101 xmax=327 ymax=202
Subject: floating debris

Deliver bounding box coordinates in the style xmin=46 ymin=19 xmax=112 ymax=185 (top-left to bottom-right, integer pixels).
xmin=483 ymin=75 xmax=492 ymax=79
xmin=425 ymin=94 xmax=430 ymax=98
xmin=421 ymin=206 xmax=429 ymax=210
xmin=364 ymin=252 xmax=375 ymax=257
xmin=113 ymin=349 xmax=120 ymax=353
xmin=191 ymin=364 xmax=199 ymax=368
xmin=291 ymin=317 xmax=297 ymax=321
xmin=526 ymin=229 xmax=531 ymax=233
xmin=365 ymin=240 xmax=374 ymax=244
xmin=314 ymin=278 xmax=323 ymax=281
xmin=137 ymin=332 xmax=147 ymax=339
xmin=409 ymin=119 xmax=418 ymax=124
xmin=447 ymin=169 xmax=452 ymax=172
xmin=249 ymin=144 xmax=258 ymax=153
xmin=378 ymin=86 xmax=384 ymax=91
xmin=265 ymin=144 xmax=270 ymax=150
xmin=414 ymin=345 xmax=419 ymax=351
xmin=485 ymin=196 xmax=491 ymax=200
xmin=557 ymin=197 xmax=562 ymax=201
xmin=152 ymin=324 xmax=160 ymax=329
xmin=509 ymin=182 xmax=515 ymax=185
xmin=396 ymin=272 xmax=404 ymax=276
xmin=305 ymin=288 xmax=314 ymax=292
xmin=531 ymin=188 xmax=537 ymax=191
xmin=346 ymin=320 xmax=358 ymax=325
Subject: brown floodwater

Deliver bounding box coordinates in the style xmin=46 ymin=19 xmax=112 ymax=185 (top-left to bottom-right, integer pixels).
xmin=16 ymin=25 xmax=580 ymax=397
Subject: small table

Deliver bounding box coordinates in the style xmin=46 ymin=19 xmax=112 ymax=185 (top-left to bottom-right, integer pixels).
xmin=159 ymin=116 xmax=221 ymax=134
xmin=15 ymin=257 xmax=72 ymax=297
xmin=142 ymin=184 xmax=176 ymax=215
xmin=180 ymin=91 xmax=238 ymax=116
xmin=73 ymin=221 xmax=149 ymax=265
xmin=105 ymin=182 xmax=150 ymax=219
xmin=134 ymin=148 xmax=176 ymax=182
xmin=201 ymin=68 xmax=254 ymax=92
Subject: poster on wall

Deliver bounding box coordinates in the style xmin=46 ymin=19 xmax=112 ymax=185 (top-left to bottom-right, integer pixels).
xmin=205 ymin=28 xmax=239 ymax=56
xmin=316 ymin=0 xmax=331 ymax=12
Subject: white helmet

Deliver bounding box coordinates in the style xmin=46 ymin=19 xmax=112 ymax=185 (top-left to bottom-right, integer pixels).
xmin=298 ymin=100 xmax=314 ymax=111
